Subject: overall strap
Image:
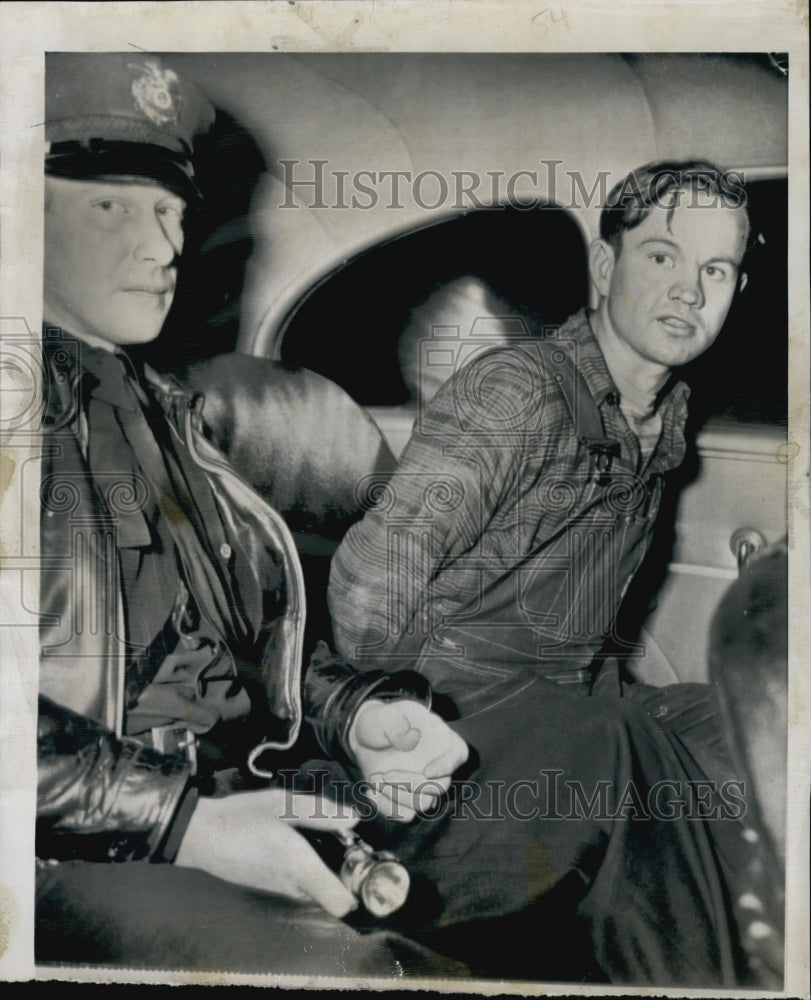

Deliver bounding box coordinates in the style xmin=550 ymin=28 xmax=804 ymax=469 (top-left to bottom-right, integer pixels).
xmin=536 ymin=339 xmax=620 ymax=476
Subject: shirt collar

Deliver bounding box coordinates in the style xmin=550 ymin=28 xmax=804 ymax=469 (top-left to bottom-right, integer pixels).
xmin=556 ymin=308 xmax=618 ymax=407
xmin=557 ymin=308 xmax=691 ymax=473
xmin=42 ymin=329 xmax=143 ymax=413
xmin=558 ymin=307 xmax=690 ymax=412
xmin=79 ymin=343 xmax=144 ymax=411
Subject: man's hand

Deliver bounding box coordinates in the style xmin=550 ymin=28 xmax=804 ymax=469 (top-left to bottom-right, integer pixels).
xmin=349 ymin=699 xmax=469 ymax=822
xmin=175 ymin=788 xmax=359 ymax=917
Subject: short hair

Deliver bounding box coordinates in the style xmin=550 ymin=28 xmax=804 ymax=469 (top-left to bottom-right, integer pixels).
xmin=600 ymin=159 xmax=751 ymax=255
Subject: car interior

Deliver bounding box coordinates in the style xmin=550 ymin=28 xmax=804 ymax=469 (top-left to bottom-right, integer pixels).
xmin=136 ymin=53 xmax=787 ymax=699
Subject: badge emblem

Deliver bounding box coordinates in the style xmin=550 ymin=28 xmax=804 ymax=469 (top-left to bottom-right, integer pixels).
xmin=130 ymin=60 xmax=182 ymax=127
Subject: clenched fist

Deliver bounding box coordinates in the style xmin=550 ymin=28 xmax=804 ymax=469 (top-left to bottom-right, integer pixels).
xmin=348 ymin=699 xmax=469 ymax=822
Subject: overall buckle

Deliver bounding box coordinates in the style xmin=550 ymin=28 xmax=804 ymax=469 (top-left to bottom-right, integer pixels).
xmin=582 ymin=438 xmax=621 ymax=481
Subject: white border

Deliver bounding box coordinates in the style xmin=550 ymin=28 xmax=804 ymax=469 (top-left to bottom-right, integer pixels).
xmin=1 ymin=2 xmax=808 ymax=995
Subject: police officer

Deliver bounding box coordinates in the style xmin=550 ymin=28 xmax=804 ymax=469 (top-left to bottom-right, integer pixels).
xmin=37 ymin=52 xmax=468 ymax=976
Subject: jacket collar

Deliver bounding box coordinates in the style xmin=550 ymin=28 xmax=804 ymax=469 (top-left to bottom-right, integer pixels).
xmin=42 ymin=327 xmax=195 ymax=429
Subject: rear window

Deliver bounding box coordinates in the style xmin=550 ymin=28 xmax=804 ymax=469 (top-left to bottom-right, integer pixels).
xmin=281 ymin=179 xmax=786 ymax=427
xmin=280 ymin=206 xmax=589 ymax=406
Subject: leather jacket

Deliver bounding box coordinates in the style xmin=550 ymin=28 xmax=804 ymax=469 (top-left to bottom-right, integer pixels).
xmin=37 ymin=332 xmax=427 ymax=863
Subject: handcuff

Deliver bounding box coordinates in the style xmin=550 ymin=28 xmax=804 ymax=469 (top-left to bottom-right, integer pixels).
xmin=334 ymin=829 xmax=411 ymax=917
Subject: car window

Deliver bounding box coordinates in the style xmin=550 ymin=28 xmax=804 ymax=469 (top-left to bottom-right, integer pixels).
xmin=280 ymin=179 xmax=786 ymax=428
xmin=280 ymin=206 xmax=589 ymax=405
xmin=679 ymin=177 xmax=787 ymax=428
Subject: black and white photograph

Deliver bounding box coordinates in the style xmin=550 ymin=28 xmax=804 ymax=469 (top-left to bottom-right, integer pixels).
xmin=0 ymin=1 xmax=808 ymax=994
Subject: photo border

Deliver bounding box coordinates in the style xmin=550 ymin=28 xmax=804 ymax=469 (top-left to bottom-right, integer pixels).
xmin=1 ymin=2 xmax=808 ymax=995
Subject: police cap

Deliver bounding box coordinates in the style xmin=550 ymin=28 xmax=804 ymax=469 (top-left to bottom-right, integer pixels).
xmin=45 ymin=53 xmax=216 ymax=202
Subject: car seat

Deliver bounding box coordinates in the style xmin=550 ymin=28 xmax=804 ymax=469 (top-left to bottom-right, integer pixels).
xmin=181 ymin=353 xmax=397 ymax=647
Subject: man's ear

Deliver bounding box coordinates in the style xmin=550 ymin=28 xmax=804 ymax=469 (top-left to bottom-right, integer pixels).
xmin=738 ymin=271 xmax=748 ymax=293
xmin=589 ymin=238 xmax=615 ymax=297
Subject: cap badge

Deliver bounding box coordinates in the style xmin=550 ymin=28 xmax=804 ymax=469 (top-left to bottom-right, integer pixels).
xmin=129 ymin=60 xmax=182 ymax=127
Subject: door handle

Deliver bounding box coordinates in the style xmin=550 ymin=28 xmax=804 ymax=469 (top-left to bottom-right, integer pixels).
xmin=730 ymin=527 xmax=767 ymax=571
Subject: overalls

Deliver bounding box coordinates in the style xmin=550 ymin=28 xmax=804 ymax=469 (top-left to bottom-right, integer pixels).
xmin=406 ymin=342 xmax=733 ymax=791
xmin=409 ymin=340 xmax=666 ymax=715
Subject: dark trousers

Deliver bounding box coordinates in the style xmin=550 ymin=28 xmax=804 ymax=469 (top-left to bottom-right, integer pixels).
xmin=372 ymin=675 xmax=749 ymax=986
xmin=36 ymin=678 xmax=754 ymax=986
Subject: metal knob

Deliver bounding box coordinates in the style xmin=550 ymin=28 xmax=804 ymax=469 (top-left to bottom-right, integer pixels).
xmin=730 ymin=528 xmax=767 ymax=571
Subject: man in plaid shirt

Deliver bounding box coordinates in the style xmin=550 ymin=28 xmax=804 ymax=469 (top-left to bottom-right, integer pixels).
xmin=327 ymin=163 xmax=784 ymax=985
xmin=329 ymin=160 xmax=749 ymax=723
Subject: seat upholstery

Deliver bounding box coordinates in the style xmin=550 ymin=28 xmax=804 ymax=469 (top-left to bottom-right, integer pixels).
xmin=181 ymin=353 xmax=396 ymax=547
xmin=181 ymin=354 xmax=397 ymax=648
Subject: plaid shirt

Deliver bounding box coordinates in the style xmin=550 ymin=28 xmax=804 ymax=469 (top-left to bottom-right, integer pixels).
xmin=328 ymin=309 xmax=690 ymax=688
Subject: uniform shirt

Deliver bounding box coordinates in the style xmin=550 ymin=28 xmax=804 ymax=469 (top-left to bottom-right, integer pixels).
xmin=79 ymin=347 xmax=178 ymax=683
xmin=55 ymin=341 xmax=257 ymax=736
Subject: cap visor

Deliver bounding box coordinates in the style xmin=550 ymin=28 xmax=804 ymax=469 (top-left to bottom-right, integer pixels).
xmin=45 ymin=149 xmax=202 ymax=203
